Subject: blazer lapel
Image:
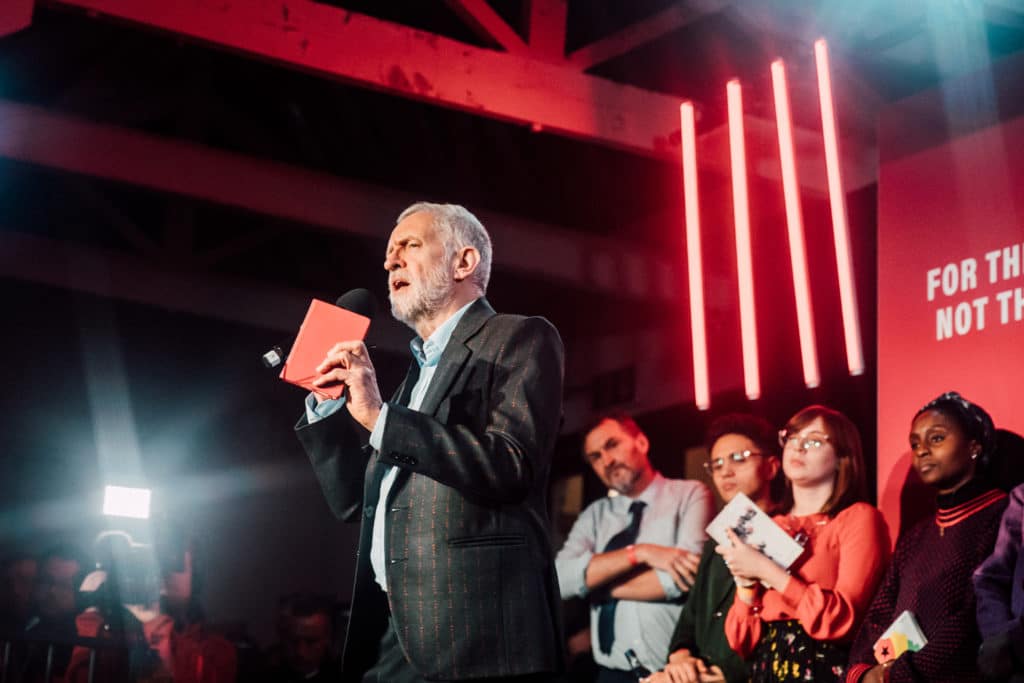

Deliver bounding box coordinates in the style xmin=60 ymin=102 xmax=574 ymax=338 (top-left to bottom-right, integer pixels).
xmin=416 ymin=298 xmax=495 ymax=416
xmin=393 ymin=361 xmax=420 ymax=408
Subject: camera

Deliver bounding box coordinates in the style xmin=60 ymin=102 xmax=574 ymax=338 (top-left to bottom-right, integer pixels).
xmin=78 ymin=525 xmax=187 ymax=618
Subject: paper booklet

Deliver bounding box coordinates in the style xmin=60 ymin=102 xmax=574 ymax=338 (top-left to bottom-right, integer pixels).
xmin=705 ymin=492 xmax=805 ymax=570
xmin=279 ymin=298 xmax=372 ymax=400
xmin=873 ymin=610 xmax=928 ymax=663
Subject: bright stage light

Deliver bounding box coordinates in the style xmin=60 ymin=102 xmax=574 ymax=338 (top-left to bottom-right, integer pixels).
xmin=815 ymin=38 xmax=864 ymax=377
xmin=102 ymin=485 xmax=152 ymax=520
xmin=680 ymin=101 xmax=710 ymax=411
xmin=727 ymin=79 xmax=761 ymax=401
xmin=771 ymin=59 xmax=820 ymax=389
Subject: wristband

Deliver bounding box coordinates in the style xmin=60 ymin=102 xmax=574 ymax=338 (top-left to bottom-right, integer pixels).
xmin=627 ymin=544 xmax=638 ymax=566
xmin=737 ymin=583 xmax=763 ymax=615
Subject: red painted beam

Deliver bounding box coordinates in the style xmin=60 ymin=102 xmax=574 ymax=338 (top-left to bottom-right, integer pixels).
xmin=0 ymin=230 xmax=415 ymax=355
xmin=444 ymin=0 xmax=530 ymax=55
xmin=49 ymin=0 xmax=686 ymax=161
xmin=567 ymin=0 xmax=730 ymax=71
xmin=0 ymin=231 xmax=688 ymax=429
xmin=695 ymin=114 xmax=877 ymax=194
xmin=0 ymin=98 xmax=679 ymax=302
xmin=0 ymin=0 xmax=33 ymax=37
xmin=0 ymin=231 xmax=309 ymax=333
xmin=525 ymin=0 xmax=568 ymax=61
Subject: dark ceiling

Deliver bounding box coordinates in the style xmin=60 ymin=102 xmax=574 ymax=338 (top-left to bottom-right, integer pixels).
xmin=1 ymin=0 xmax=1023 ymax=423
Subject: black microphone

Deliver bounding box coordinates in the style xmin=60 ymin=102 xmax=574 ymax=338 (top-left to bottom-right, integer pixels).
xmin=262 ymin=288 xmax=379 ymax=368
xmin=335 ymin=287 xmax=379 ymax=320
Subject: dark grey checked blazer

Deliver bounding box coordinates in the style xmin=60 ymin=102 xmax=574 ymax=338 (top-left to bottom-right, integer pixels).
xmin=295 ymin=298 xmax=565 ymax=680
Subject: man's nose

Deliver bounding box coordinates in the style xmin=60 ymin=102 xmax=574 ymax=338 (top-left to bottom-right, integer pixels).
xmin=384 ymin=251 xmax=402 ymax=271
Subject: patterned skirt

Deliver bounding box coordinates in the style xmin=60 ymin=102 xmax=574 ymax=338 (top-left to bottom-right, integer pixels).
xmin=750 ymin=619 xmax=848 ymax=682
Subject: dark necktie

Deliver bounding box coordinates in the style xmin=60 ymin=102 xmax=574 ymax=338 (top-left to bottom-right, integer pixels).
xmin=597 ymin=500 xmax=646 ymax=654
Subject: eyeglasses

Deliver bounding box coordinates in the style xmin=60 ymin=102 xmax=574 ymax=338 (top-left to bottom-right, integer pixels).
xmin=703 ymin=450 xmax=763 ymax=472
xmin=778 ymin=430 xmax=831 ymax=451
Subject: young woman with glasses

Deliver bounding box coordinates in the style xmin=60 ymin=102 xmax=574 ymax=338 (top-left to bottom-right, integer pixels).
xmin=644 ymin=413 xmax=783 ymax=683
xmin=845 ymin=392 xmax=1009 ymax=683
xmin=716 ymin=405 xmax=891 ymax=682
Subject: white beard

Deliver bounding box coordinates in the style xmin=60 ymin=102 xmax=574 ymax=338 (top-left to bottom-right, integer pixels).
xmin=389 ymin=259 xmax=455 ymax=330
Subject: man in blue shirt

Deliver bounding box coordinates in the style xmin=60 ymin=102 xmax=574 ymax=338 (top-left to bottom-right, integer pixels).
xmin=556 ymin=412 xmax=713 ymax=682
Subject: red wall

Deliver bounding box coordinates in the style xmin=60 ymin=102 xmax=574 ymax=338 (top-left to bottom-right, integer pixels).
xmin=877 ymin=55 xmax=1024 ymax=538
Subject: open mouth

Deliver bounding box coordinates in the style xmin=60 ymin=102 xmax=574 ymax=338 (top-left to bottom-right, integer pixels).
xmin=391 ymin=278 xmax=410 ymax=292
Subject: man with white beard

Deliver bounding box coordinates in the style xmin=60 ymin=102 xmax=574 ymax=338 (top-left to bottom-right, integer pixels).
xmin=295 ymin=202 xmax=566 ymax=683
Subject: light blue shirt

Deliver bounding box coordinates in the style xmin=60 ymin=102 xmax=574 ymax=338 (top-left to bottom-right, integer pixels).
xmin=305 ymin=299 xmax=477 ymax=591
xmin=555 ymin=474 xmax=714 ymax=672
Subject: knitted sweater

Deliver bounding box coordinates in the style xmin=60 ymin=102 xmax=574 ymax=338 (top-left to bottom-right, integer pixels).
xmin=846 ymin=479 xmax=1008 ymax=683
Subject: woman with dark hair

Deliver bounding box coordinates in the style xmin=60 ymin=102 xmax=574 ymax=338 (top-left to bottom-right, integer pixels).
xmin=846 ymin=392 xmax=1009 ymax=683
xmin=645 ymin=413 xmax=783 ymax=683
xmin=717 ymin=405 xmax=891 ymax=682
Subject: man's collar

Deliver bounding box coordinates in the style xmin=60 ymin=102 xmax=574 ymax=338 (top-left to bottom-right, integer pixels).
xmin=612 ymin=472 xmax=664 ymax=509
xmin=410 ymin=297 xmax=480 ymax=368
xmin=634 ymin=471 xmax=665 ymax=504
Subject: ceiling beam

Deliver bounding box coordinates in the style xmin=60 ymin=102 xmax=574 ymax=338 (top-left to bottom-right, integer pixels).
xmin=568 ymin=0 xmax=731 ymax=71
xmin=983 ymin=1 xmax=1024 ymax=28
xmin=49 ymin=0 xmax=686 ymax=161
xmin=857 ymin=21 xmax=923 ymax=56
xmin=696 ymin=114 xmax=878 ymax=194
xmin=525 ymin=0 xmax=568 ymax=62
xmin=0 ymin=229 xmax=691 ymax=430
xmin=0 ymin=98 xmax=681 ymax=302
xmin=47 ymin=0 xmax=862 ymax=192
xmin=443 ymin=0 xmax=530 ymax=55
xmin=727 ymin=3 xmax=883 ymax=139
xmin=0 ymin=230 xmax=340 ymax=335
xmin=1 ymin=0 xmax=33 ymax=37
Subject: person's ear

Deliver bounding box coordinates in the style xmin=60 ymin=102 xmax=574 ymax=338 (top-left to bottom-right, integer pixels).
xmin=635 ymin=433 xmax=650 ymax=457
xmin=452 ymin=246 xmax=480 ymax=283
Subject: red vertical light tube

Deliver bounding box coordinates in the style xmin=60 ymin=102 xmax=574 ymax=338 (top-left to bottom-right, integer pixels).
xmin=680 ymin=102 xmax=710 ymax=410
xmin=726 ymin=79 xmax=761 ymax=400
xmin=771 ymin=59 xmax=820 ymax=389
xmin=815 ymin=38 xmax=864 ymax=376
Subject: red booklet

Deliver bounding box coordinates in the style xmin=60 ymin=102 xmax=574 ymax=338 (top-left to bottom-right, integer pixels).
xmin=279 ymin=299 xmax=372 ymax=400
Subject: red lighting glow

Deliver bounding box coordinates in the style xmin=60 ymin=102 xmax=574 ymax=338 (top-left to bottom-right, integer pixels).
xmin=726 ymin=79 xmax=761 ymax=400
xmin=680 ymin=102 xmax=710 ymax=410
xmin=771 ymin=59 xmax=820 ymax=389
xmin=814 ymin=38 xmax=864 ymax=376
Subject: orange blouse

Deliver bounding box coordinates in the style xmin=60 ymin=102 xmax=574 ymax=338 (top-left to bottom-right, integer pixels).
xmin=724 ymin=501 xmax=891 ymax=658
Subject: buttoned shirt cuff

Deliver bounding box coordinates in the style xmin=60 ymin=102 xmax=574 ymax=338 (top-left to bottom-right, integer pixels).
xmin=557 ymin=552 xmax=594 ymax=599
xmin=656 ymin=567 xmax=684 ymax=600
xmin=368 ymin=402 xmax=389 ymax=452
xmin=304 ymin=393 xmax=345 ymax=424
